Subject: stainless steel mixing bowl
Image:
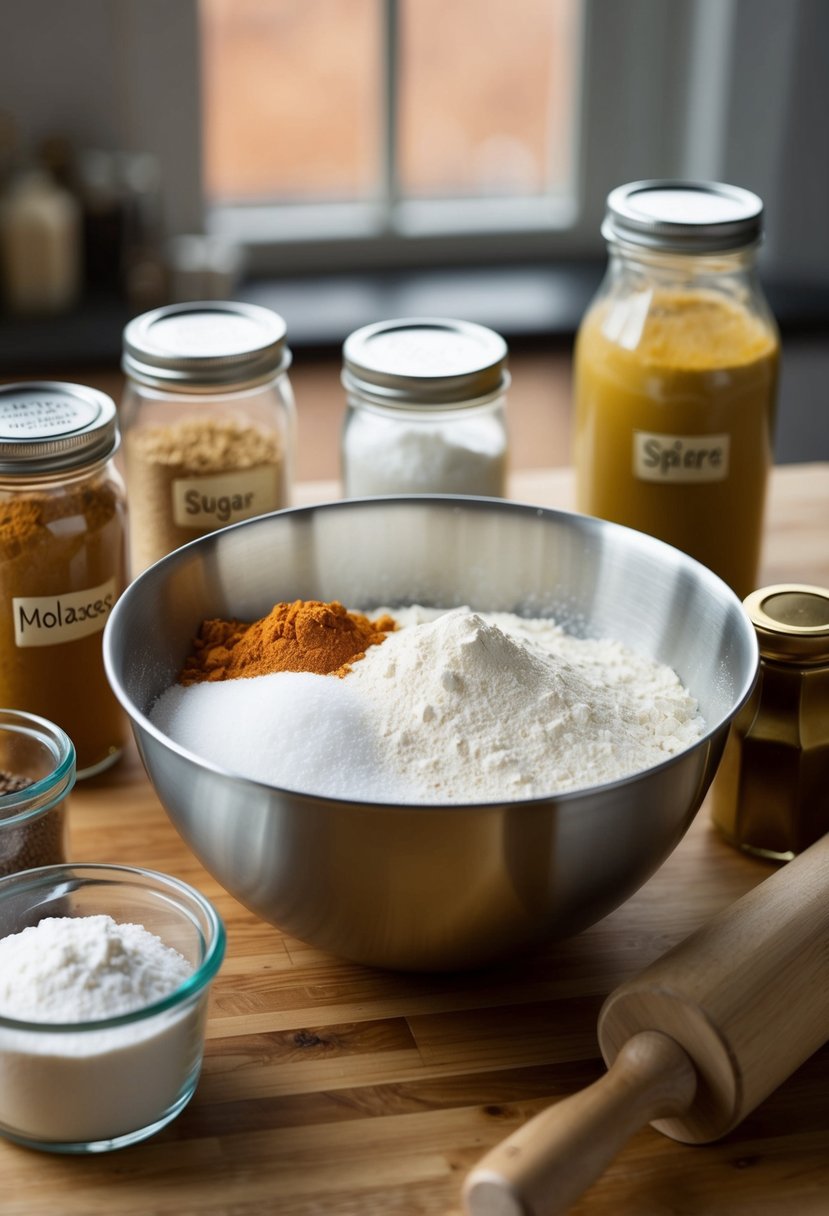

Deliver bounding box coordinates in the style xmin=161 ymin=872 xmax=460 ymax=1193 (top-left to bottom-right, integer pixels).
xmin=104 ymin=497 xmax=758 ymax=971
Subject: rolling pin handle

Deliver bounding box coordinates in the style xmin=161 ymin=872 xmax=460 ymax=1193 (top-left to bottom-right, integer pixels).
xmin=462 ymin=1030 xmax=697 ymax=1216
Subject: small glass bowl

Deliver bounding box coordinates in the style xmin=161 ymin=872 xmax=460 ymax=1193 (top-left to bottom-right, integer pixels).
xmin=0 ymin=709 xmax=75 ymax=879
xmin=0 ymin=862 xmax=225 ymax=1153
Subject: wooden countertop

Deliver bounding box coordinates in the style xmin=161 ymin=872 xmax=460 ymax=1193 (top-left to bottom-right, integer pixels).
xmin=3 ymin=464 xmax=828 ymax=1216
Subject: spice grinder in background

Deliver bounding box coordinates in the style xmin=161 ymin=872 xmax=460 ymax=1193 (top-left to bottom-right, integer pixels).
xmin=0 ymin=382 xmax=127 ymax=777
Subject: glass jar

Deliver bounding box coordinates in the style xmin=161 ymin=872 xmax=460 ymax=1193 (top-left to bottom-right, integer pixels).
xmin=0 ymin=382 xmax=127 ymax=777
xmin=121 ymin=300 xmax=296 ymax=574
xmin=0 ymin=709 xmax=75 ymax=879
xmin=711 ymin=584 xmax=829 ymax=861
xmin=573 ymin=180 xmax=780 ymax=600
xmin=341 ymin=317 xmax=510 ymax=496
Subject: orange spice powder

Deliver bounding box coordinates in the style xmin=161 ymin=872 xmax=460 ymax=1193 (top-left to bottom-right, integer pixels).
xmin=179 ymin=599 xmax=396 ymax=685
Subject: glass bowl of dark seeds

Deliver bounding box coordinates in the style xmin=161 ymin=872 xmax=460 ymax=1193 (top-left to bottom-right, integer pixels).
xmin=0 ymin=710 xmax=75 ymax=879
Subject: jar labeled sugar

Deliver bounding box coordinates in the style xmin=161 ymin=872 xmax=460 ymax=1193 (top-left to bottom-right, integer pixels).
xmin=341 ymin=317 xmax=510 ymax=497
xmin=122 ymin=301 xmax=295 ymax=574
xmin=0 ymin=382 xmax=127 ymax=777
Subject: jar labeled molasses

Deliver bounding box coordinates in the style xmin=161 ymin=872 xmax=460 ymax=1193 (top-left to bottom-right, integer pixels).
xmin=341 ymin=317 xmax=510 ymax=497
xmin=574 ymin=180 xmax=780 ymax=600
xmin=0 ymin=382 xmax=127 ymax=777
xmin=121 ymin=301 xmax=295 ymax=574
xmin=711 ymin=584 xmax=829 ymax=859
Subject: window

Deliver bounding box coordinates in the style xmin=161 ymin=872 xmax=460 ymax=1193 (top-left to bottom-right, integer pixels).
xmin=201 ymin=0 xmax=384 ymax=205
xmin=191 ymin=0 xmax=819 ymax=279
xmin=4 ymin=0 xmax=823 ymax=285
xmin=200 ymin=0 xmax=582 ymax=269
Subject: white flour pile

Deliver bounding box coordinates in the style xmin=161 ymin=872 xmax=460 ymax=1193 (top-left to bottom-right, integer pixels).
xmin=0 ymin=915 xmax=203 ymax=1145
xmin=0 ymin=915 xmax=192 ymax=1021
xmin=151 ymin=606 xmax=705 ymax=803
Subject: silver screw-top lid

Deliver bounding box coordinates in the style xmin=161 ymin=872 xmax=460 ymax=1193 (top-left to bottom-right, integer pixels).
xmin=122 ymin=300 xmax=292 ymax=390
xmin=603 ymin=180 xmax=764 ymax=254
xmin=0 ymin=382 xmax=119 ymax=474
xmin=342 ymin=317 xmax=509 ymax=408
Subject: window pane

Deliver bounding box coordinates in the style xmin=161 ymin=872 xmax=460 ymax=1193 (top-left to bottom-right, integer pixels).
xmin=200 ymin=0 xmax=382 ymax=204
xmin=398 ymin=0 xmax=579 ymax=199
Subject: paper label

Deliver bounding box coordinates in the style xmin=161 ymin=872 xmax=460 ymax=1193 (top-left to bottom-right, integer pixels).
xmin=172 ymin=467 xmax=281 ymax=529
xmin=13 ymin=577 xmax=118 ymax=648
xmin=633 ymin=432 xmax=730 ymax=483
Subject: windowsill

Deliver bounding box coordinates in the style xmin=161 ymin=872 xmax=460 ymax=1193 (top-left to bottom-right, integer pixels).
xmin=237 ymin=262 xmax=605 ymax=350
xmin=0 ymin=261 xmax=827 ymax=372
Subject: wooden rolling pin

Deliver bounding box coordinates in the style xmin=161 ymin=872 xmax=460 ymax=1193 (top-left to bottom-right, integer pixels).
xmin=463 ymin=832 xmax=829 ymax=1216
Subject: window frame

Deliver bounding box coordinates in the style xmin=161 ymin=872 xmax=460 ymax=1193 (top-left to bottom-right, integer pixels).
xmin=119 ymin=0 xmax=816 ymax=280
xmin=201 ymin=0 xmax=588 ymax=273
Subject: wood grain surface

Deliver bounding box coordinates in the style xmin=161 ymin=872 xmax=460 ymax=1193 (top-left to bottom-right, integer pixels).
xmin=2 ymin=464 xmax=827 ymax=1216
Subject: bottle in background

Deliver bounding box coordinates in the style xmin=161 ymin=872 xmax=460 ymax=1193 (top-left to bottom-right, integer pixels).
xmin=0 ymin=168 xmax=82 ymax=316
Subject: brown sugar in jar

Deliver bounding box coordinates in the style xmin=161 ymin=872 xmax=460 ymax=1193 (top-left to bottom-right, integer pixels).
xmin=121 ymin=301 xmax=295 ymax=574
xmin=0 ymin=383 xmax=127 ymax=777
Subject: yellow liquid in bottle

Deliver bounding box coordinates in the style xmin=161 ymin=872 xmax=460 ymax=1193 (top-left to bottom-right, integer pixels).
xmin=573 ymin=288 xmax=779 ymax=599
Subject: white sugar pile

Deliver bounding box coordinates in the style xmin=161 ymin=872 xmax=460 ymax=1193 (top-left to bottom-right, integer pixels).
xmin=153 ymin=667 xmax=405 ymax=801
xmin=150 ymin=606 xmax=705 ymax=803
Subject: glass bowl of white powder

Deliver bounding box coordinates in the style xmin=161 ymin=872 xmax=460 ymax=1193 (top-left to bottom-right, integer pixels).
xmin=0 ymin=862 xmax=225 ymax=1152
xmin=104 ymin=496 xmax=758 ymax=971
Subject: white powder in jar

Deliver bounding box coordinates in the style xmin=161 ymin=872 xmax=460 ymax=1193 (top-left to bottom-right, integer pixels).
xmin=343 ymin=412 xmax=507 ymax=495
xmin=0 ymin=915 xmax=203 ymax=1145
xmin=151 ymin=606 xmax=705 ymax=803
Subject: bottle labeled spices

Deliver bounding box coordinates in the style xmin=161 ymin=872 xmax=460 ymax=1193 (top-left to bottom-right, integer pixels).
xmin=573 ymin=180 xmax=779 ymax=600
xmin=0 ymin=382 xmax=127 ymax=777
xmin=121 ymin=301 xmax=295 ymax=574
xmin=0 ymin=708 xmax=75 ymax=878
xmin=711 ymin=584 xmax=829 ymax=860
xmin=341 ymin=317 xmax=510 ymax=497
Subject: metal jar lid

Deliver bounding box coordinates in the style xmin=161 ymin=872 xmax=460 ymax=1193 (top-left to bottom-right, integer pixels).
xmin=0 ymin=382 xmax=119 ymax=474
xmin=342 ymin=317 xmax=509 ymax=409
xmin=603 ymin=180 xmax=764 ymax=254
xmin=743 ymin=584 xmax=829 ymax=664
xmin=122 ymin=301 xmax=292 ymax=391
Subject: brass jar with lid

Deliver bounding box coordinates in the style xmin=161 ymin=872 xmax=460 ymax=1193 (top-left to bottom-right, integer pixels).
xmin=711 ymin=583 xmax=829 ymax=860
